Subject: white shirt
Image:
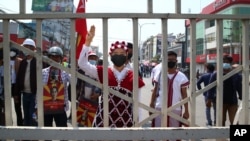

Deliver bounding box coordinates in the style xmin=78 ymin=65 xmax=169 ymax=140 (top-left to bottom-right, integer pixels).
xmin=23 ymin=59 xmax=31 ymax=93
xmin=78 ymin=46 xmax=144 ymax=122
xmin=10 ymin=60 xmax=16 ymax=84
xmin=154 ymin=71 xmax=189 ymax=111
xmin=151 ymin=63 xmax=162 ymax=82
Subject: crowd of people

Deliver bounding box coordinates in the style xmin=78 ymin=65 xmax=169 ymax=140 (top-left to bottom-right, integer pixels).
xmin=0 ymin=25 xmax=243 ymax=137
xmin=196 ymin=55 xmax=242 ymax=126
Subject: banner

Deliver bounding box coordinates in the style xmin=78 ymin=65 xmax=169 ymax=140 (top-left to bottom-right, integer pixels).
xmin=43 ymin=83 xmax=65 ymax=114
xmin=77 ymin=98 xmax=98 ymax=127
xmin=32 ymin=0 xmax=74 ymax=12
xmin=75 ymin=0 xmax=88 ymax=60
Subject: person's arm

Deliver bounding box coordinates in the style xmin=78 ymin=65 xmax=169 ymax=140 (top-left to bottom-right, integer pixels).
xmin=196 ymin=76 xmax=203 ymax=90
xmin=236 ymin=74 xmax=242 ymax=100
xmin=207 ymin=73 xmax=216 ymax=100
xmin=206 ymin=73 xmax=216 ymax=107
xmin=149 ymin=82 xmax=158 ymax=109
xmin=149 ymin=71 xmax=161 ymax=110
xmin=181 ymin=86 xmax=189 ymax=120
xmin=78 ymin=25 xmax=98 ymax=79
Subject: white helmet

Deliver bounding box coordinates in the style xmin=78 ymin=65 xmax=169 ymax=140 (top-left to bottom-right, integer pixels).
xmin=22 ymin=38 xmax=36 ymax=48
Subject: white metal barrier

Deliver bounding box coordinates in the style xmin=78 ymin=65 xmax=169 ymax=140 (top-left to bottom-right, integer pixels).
xmin=0 ymin=0 xmax=249 ymax=140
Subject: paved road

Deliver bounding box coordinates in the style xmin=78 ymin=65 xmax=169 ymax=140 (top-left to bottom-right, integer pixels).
xmin=140 ymin=76 xmax=210 ymax=127
xmin=10 ymin=76 xmax=210 ymax=127
xmin=10 ymin=76 xmax=233 ymax=140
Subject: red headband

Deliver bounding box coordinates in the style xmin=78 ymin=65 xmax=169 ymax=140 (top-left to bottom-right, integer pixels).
xmin=109 ymin=41 xmax=128 ymax=55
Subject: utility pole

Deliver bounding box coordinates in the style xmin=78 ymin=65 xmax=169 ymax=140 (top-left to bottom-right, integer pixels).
xmin=139 ymin=22 xmax=155 ymax=62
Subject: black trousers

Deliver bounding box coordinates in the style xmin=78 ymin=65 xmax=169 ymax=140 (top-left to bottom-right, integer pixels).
xmin=44 ymin=111 xmax=67 ymax=127
xmin=12 ymin=83 xmax=23 ymax=126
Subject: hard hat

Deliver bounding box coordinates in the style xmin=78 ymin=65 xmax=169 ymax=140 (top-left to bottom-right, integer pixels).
xmin=48 ymin=46 xmax=63 ymax=57
xmin=22 ymin=38 xmax=36 ymax=48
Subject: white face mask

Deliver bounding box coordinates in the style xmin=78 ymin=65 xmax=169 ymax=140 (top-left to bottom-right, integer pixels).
xmin=89 ymin=60 xmax=97 ymax=65
xmin=10 ymin=51 xmax=16 ymax=57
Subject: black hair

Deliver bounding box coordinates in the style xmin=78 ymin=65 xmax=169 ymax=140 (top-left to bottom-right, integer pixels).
xmin=167 ymin=51 xmax=177 ymax=57
xmin=206 ymin=63 xmax=215 ymax=72
xmin=10 ymin=47 xmax=19 ymax=55
xmin=223 ymin=55 xmax=233 ymax=63
xmin=127 ymin=42 xmax=133 ymax=49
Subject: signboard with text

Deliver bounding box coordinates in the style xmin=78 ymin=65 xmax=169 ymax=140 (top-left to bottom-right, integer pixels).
xmin=32 ymin=0 xmax=74 ymax=12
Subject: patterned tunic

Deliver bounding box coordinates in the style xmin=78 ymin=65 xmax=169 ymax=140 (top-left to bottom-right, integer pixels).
xmin=93 ymin=67 xmax=144 ymax=127
xmin=78 ymin=46 xmax=145 ymax=127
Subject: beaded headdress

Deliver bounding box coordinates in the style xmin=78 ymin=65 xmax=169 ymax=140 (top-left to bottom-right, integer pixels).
xmin=109 ymin=41 xmax=128 ymax=55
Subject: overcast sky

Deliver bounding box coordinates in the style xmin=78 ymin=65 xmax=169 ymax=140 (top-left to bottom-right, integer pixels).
xmin=0 ymin=0 xmax=214 ymax=46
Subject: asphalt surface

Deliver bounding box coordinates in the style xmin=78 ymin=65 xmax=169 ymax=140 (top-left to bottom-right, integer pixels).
xmin=10 ymin=76 xmax=233 ymax=141
xmin=9 ymin=76 xmax=214 ymax=127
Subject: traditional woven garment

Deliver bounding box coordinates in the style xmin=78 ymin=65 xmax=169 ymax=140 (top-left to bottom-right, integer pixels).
xmin=93 ymin=67 xmax=144 ymax=127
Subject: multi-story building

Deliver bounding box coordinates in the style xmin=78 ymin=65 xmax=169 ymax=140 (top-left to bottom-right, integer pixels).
xmin=185 ymin=0 xmax=250 ymax=72
xmin=140 ymin=33 xmax=177 ymax=64
xmin=0 ymin=0 xmax=75 ymax=54
xmin=31 ymin=0 xmax=74 ymax=51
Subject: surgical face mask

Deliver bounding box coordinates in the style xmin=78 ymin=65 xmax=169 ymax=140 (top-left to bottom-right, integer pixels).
xmin=168 ymin=61 xmax=176 ymax=68
xmin=223 ymin=63 xmax=231 ymax=70
xmin=111 ymin=54 xmax=127 ymax=67
xmin=10 ymin=51 xmax=16 ymax=57
xmin=89 ymin=60 xmax=97 ymax=65
xmin=223 ymin=63 xmax=231 ymax=74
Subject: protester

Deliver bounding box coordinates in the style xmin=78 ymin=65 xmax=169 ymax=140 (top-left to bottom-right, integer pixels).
xmin=196 ymin=69 xmax=200 ymax=79
xmin=10 ymin=48 xmax=23 ymax=126
xmin=124 ymin=42 xmax=143 ymax=78
xmin=78 ymin=25 xmax=145 ymax=127
xmin=0 ymin=53 xmax=4 ymax=125
xmin=196 ymin=63 xmax=216 ymax=126
xmin=125 ymin=42 xmax=133 ymax=69
xmin=76 ymin=51 xmax=101 ymax=127
xmin=42 ymin=46 xmax=70 ymax=127
xmin=14 ymin=38 xmax=37 ymax=126
xmin=150 ymin=51 xmax=189 ymax=130
xmin=97 ymin=56 xmax=103 ymax=66
xmin=150 ymin=62 xmax=162 ymax=86
xmin=207 ymin=55 xmax=242 ymax=126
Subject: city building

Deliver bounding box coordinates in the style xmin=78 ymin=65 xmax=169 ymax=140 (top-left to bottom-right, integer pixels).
xmin=0 ymin=0 xmax=74 ymax=56
xmin=140 ymin=33 xmax=177 ymax=65
xmin=186 ymin=0 xmax=250 ymax=72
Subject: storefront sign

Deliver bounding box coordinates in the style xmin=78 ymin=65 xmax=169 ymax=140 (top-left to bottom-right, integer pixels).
xmin=213 ymin=0 xmax=227 ymax=10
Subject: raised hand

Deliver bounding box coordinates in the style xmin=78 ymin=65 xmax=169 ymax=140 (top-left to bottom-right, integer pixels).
xmin=85 ymin=25 xmax=95 ymax=46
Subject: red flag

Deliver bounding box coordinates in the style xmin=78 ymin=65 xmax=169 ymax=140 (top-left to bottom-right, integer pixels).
xmin=75 ymin=0 xmax=87 ymax=60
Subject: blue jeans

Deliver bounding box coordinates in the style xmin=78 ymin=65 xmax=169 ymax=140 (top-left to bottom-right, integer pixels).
xmin=204 ymin=94 xmax=216 ymax=126
xmin=22 ymin=92 xmax=36 ymax=126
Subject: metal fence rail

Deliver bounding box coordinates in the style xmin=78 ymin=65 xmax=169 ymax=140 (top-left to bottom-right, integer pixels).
xmin=0 ymin=126 xmax=229 ymax=140
xmin=0 ymin=0 xmax=249 ymax=140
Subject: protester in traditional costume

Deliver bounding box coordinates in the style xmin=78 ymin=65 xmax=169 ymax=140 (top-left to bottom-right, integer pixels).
xmin=150 ymin=51 xmax=189 ymax=130
xmin=78 ymin=26 xmax=145 ymax=127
